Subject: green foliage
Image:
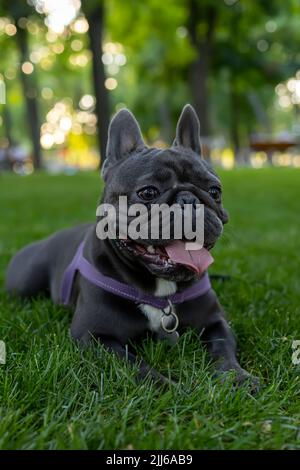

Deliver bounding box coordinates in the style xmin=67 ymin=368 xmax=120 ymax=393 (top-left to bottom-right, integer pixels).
xmin=0 ymin=0 xmax=300 ymax=152
xmin=0 ymin=1 xmax=33 ymax=20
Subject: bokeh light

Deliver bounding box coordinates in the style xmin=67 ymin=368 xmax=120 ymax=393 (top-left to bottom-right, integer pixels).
xmin=105 ymin=78 xmax=118 ymax=90
xmin=34 ymin=0 xmax=81 ymax=34
xmin=5 ymin=24 xmax=17 ymax=36
xmin=21 ymin=62 xmax=34 ymax=75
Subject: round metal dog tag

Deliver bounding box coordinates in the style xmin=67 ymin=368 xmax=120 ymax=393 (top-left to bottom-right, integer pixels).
xmin=161 ymin=301 xmax=179 ymax=333
xmin=161 ymin=311 xmax=179 ymax=333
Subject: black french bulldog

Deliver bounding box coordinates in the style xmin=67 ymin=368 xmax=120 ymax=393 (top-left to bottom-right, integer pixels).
xmin=5 ymin=105 xmax=258 ymax=390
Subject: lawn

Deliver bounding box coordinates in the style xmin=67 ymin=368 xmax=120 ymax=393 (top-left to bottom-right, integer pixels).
xmin=0 ymin=168 xmax=299 ymax=450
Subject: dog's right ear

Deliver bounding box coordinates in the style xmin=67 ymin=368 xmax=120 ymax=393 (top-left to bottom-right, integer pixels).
xmin=102 ymin=109 xmax=146 ymax=181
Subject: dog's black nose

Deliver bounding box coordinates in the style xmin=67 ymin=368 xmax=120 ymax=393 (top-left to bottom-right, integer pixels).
xmin=175 ymin=191 xmax=200 ymax=208
xmin=174 ymin=191 xmax=200 ymax=233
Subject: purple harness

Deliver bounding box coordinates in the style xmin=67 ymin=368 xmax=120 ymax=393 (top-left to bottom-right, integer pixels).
xmin=60 ymin=241 xmax=211 ymax=309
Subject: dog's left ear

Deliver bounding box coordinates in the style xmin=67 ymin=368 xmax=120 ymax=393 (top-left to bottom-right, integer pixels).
xmin=102 ymin=108 xmax=146 ymax=180
xmin=173 ymin=104 xmax=202 ymax=156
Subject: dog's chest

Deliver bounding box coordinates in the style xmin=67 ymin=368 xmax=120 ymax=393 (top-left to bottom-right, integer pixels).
xmin=139 ymin=279 xmax=177 ymax=332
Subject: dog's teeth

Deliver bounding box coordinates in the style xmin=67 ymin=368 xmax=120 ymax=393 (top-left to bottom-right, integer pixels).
xmin=147 ymin=245 xmax=155 ymax=254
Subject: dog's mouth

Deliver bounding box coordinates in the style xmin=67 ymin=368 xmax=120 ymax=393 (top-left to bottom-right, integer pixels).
xmin=114 ymin=239 xmax=214 ymax=276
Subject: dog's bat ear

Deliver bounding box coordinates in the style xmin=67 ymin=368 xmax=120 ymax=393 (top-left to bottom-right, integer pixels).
xmin=102 ymin=109 xmax=146 ymax=180
xmin=173 ymin=104 xmax=202 ymax=156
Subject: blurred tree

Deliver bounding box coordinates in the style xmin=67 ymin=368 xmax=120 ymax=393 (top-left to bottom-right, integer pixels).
xmin=0 ymin=34 xmax=16 ymax=148
xmin=105 ymin=0 xmax=300 ymax=158
xmin=186 ymin=0 xmax=217 ymax=138
xmin=107 ymin=0 xmax=193 ymax=143
xmin=1 ymin=0 xmax=300 ymax=170
xmin=211 ymin=0 xmax=300 ymax=157
xmin=0 ymin=1 xmax=42 ymax=169
xmin=2 ymin=102 xmax=15 ymax=148
xmin=81 ymin=0 xmax=110 ymax=167
xmin=182 ymin=0 xmax=300 ymax=158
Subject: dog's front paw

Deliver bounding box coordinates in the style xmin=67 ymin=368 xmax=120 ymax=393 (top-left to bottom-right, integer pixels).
xmin=234 ymin=368 xmax=260 ymax=394
xmin=215 ymin=367 xmax=260 ymax=394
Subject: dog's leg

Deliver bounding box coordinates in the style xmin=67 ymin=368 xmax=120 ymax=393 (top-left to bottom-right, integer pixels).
xmin=70 ymin=289 xmax=175 ymax=387
xmin=97 ymin=336 xmax=173 ymax=387
xmin=71 ymin=320 xmax=173 ymax=387
xmin=5 ymin=241 xmax=49 ymax=297
xmin=200 ymin=314 xmax=259 ymax=392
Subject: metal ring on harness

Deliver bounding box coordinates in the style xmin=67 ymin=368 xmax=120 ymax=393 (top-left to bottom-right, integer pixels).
xmin=161 ymin=311 xmax=179 ymax=333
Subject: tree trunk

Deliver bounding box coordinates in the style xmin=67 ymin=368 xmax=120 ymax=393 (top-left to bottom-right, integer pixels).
xmin=229 ymin=79 xmax=240 ymax=163
xmin=3 ymin=103 xmax=14 ymax=147
xmin=85 ymin=3 xmax=110 ymax=168
xmin=159 ymin=100 xmax=172 ymax=143
xmin=16 ymin=26 xmax=42 ymax=170
xmin=188 ymin=0 xmax=217 ymax=138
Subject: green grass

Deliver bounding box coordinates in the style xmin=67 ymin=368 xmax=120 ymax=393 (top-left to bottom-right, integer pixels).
xmin=0 ymin=168 xmax=299 ymax=450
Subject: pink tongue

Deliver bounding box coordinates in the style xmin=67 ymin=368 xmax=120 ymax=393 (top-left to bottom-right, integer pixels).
xmin=165 ymin=241 xmax=214 ymax=274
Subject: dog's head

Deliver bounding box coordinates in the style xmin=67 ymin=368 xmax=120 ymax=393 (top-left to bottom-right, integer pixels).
xmin=99 ymin=105 xmax=228 ymax=282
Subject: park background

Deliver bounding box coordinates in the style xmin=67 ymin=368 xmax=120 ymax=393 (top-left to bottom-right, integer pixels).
xmin=1 ymin=0 xmax=300 ymax=170
xmin=0 ymin=0 xmax=299 ymax=451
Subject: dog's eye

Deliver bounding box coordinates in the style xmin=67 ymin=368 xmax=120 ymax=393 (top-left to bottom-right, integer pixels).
xmin=208 ymin=186 xmax=221 ymax=202
xmin=137 ymin=186 xmax=160 ymax=201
